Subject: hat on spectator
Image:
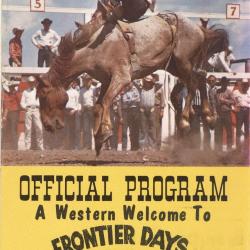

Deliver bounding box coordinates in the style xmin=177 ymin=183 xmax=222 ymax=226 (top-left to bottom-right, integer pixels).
xmin=220 ymin=76 xmax=228 ymax=83
xmin=143 ymin=74 xmax=155 ymax=82
xmin=41 ymin=18 xmax=53 ymax=24
xmin=82 ymin=73 xmax=92 ymax=80
xmin=12 ymin=27 xmax=24 ymax=35
xmin=27 ymin=76 xmax=36 ymax=82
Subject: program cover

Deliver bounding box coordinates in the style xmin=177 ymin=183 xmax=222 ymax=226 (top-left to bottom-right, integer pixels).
xmin=1 ymin=1 xmax=250 ymax=250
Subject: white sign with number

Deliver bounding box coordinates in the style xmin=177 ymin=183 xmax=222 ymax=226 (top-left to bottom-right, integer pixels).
xmin=30 ymin=0 xmax=45 ymax=12
xmin=226 ymin=4 xmax=240 ymax=19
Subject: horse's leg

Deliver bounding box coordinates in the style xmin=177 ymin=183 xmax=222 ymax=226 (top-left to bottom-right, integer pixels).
xmin=198 ymin=75 xmax=216 ymax=128
xmin=95 ymin=70 xmax=131 ymax=155
xmin=179 ymin=82 xmax=196 ymax=131
xmin=93 ymin=83 xmax=109 ymax=137
xmin=171 ymin=58 xmax=197 ymax=131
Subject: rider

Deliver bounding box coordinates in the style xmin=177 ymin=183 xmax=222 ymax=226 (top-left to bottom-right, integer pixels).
xmin=74 ymin=0 xmax=156 ymax=48
xmin=108 ymin=0 xmax=156 ymax=22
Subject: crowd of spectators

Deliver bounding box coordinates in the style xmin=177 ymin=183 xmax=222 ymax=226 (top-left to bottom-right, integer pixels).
xmin=2 ymin=18 xmax=250 ymax=153
xmin=187 ymin=76 xmax=250 ymax=152
xmin=1 ymin=72 xmax=166 ymax=151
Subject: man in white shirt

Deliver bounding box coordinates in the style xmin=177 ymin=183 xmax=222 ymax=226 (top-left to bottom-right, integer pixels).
xmin=32 ymin=18 xmax=60 ymax=67
xmin=79 ymin=75 xmax=99 ymax=150
xmin=65 ymin=80 xmax=81 ymax=149
xmin=208 ymin=46 xmax=235 ymax=73
xmin=20 ymin=76 xmax=44 ymax=150
xmin=233 ymin=79 xmax=250 ymax=150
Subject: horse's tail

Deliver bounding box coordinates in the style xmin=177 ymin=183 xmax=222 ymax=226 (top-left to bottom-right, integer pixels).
xmin=201 ymin=25 xmax=229 ymax=62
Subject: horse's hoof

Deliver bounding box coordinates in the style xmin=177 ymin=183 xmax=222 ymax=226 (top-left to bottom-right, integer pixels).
xmin=94 ymin=130 xmax=113 ymax=156
xmin=179 ymin=119 xmax=190 ymax=132
xmin=205 ymin=116 xmax=216 ymax=129
xmin=101 ymin=130 xmax=113 ymax=144
xmin=95 ymin=142 xmax=102 ymax=157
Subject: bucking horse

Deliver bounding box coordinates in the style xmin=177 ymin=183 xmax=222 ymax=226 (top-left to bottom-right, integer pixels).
xmin=35 ymin=2 xmax=229 ymax=155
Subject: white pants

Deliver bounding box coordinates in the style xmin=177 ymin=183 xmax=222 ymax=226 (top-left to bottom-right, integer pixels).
xmin=25 ymin=108 xmax=44 ymax=150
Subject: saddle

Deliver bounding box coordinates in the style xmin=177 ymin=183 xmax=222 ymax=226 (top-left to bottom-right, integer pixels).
xmin=99 ymin=0 xmax=140 ymax=70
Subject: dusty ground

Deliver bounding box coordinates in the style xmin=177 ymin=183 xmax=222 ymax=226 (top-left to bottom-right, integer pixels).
xmin=1 ymin=147 xmax=248 ymax=166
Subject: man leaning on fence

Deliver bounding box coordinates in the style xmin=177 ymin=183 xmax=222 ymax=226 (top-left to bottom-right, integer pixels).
xmin=9 ymin=27 xmax=24 ymax=67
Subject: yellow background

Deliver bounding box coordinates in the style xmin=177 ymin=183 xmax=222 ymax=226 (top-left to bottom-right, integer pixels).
xmin=0 ymin=167 xmax=249 ymax=250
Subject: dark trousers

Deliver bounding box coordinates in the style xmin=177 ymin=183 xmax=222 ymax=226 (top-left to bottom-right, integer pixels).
xmin=140 ymin=108 xmax=156 ymax=149
xmin=236 ymin=108 xmax=249 ymax=148
xmin=38 ymin=48 xmax=54 ymax=67
xmin=64 ymin=111 xmax=76 ymax=149
xmin=122 ymin=107 xmax=140 ymax=150
xmin=2 ymin=111 xmax=19 ymax=149
xmin=190 ymin=105 xmax=211 ymax=150
xmin=215 ymin=111 xmax=233 ymax=150
xmin=75 ymin=111 xmax=81 ymax=150
xmin=110 ymin=109 xmax=120 ymax=150
xmin=82 ymin=108 xmax=94 ymax=149
xmin=122 ymin=0 xmax=149 ymax=21
xmin=155 ymin=107 xmax=163 ymax=149
xmin=9 ymin=56 xmax=22 ymax=67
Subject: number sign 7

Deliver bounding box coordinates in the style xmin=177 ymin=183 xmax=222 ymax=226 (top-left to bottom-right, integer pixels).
xmin=226 ymin=4 xmax=240 ymax=19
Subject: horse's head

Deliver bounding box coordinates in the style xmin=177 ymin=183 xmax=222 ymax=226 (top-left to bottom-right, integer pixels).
xmin=36 ymin=75 xmax=68 ymax=132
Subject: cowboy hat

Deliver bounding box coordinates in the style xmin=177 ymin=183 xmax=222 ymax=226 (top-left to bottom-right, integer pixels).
xmin=12 ymin=27 xmax=24 ymax=35
xmin=143 ymin=74 xmax=155 ymax=82
xmin=41 ymin=18 xmax=53 ymax=24
xmin=27 ymin=76 xmax=36 ymax=82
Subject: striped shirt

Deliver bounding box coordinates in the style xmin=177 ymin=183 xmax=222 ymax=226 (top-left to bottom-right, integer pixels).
xmin=140 ymin=87 xmax=155 ymax=109
xmin=122 ymin=86 xmax=140 ymax=109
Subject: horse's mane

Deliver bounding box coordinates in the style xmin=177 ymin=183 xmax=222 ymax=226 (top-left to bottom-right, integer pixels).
xmin=47 ymin=33 xmax=75 ymax=87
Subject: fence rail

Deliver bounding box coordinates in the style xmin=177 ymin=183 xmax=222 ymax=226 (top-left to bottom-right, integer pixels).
xmin=2 ymin=5 xmax=250 ymax=20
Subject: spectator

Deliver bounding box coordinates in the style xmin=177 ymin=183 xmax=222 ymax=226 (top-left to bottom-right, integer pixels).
xmin=208 ymin=46 xmax=235 ymax=72
xmin=121 ymin=82 xmax=140 ymax=151
xmin=2 ymin=77 xmax=21 ymax=149
xmin=9 ymin=27 xmax=24 ymax=67
xmin=189 ymin=89 xmax=207 ymax=149
xmin=233 ymin=79 xmax=250 ymax=150
xmin=139 ymin=75 xmax=159 ymax=150
xmin=20 ymin=76 xmax=44 ymax=150
xmin=110 ymin=95 xmax=123 ymax=150
xmin=154 ymin=83 xmax=164 ymax=150
xmin=32 ymin=18 xmax=60 ymax=67
xmin=216 ymin=77 xmax=235 ymax=151
xmin=79 ymin=75 xmax=99 ymax=150
xmin=64 ymin=80 xmax=81 ymax=149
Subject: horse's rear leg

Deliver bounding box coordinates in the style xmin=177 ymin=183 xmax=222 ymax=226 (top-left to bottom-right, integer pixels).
xmin=198 ymin=74 xmax=216 ymax=128
xmin=95 ymin=72 xmax=131 ymax=155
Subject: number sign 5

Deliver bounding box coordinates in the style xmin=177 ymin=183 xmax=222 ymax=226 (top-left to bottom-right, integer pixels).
xmin=30 ymin=0 xmax=45 ymax=12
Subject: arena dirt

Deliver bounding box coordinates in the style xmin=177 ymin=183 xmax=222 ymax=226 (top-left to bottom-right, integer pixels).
xmin=1 ymin=148 xmax=248 ymax=166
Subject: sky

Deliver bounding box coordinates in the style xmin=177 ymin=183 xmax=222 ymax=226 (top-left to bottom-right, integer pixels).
xmin=1 ymin=0 xmax=250 ymax=71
